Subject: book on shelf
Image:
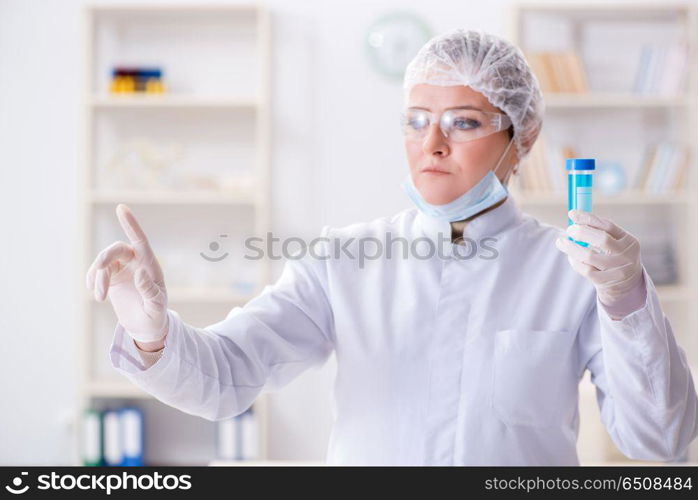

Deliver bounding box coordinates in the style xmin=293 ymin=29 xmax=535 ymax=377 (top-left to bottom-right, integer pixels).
xmin=525 ymin=50 xmax=588 ymax=94
xmin=511 ymin=134 xmax=574 ymax=194
xmin=525 ymin=43 xmax=687 ymax=97
xmin=633 ymin=42 xmax=688 ymax=97
xmin=634 ymin=142 xmax=689 ymax=194
xmin=512 ymin=137 xmax=689 ymax=197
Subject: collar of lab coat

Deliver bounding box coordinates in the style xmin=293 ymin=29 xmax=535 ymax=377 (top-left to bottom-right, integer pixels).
xmin=415 ymin=195 xmax=524 ymax=247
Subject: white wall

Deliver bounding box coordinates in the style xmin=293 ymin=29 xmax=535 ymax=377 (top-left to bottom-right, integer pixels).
xmin=0 ymin=0 xmax=667 ymax=464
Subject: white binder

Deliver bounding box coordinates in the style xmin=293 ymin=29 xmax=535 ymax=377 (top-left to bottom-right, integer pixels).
xmin=102 ymin=409 xmax=122 ymax=466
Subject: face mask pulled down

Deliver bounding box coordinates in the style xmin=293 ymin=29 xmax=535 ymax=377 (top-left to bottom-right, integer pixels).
xmin=401 ymin=137 xmax=515 ymax=222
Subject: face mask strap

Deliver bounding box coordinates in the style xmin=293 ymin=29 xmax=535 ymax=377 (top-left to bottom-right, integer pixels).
xmin=492 ymin=136 xmax=516 ymax=184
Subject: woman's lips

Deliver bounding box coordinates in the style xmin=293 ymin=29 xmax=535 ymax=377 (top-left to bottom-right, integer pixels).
xmin=421 ymin=167 xmax=451 ymax=175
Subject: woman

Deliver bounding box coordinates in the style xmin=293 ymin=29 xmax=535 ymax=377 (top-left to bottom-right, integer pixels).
xmin=86 ymin=29 xmax=697 ymax=465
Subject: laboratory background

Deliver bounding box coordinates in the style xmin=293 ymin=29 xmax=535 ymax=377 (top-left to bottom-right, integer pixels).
xmin=1 ymin=0 xmax=697 ymax=466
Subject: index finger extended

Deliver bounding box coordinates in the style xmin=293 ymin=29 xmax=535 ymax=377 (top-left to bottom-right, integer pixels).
xmin=116 ymin=204 xmax=152 ymax=251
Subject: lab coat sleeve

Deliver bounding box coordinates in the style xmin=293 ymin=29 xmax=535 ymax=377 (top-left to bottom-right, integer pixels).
xmin=578 ymin=265 xmax=698 ymax=461
xmin=108 ymin=240 xmax=336 ymax=421
xmin=134 ymin=344 xmax=163 ymax=369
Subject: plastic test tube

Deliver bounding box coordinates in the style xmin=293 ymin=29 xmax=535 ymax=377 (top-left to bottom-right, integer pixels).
xmin=566 ymin=158 xmax=595 ymax=247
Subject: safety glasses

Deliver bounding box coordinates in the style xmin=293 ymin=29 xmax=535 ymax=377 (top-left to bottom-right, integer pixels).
xmin=400 ymin=107 xmax=512 ymax=143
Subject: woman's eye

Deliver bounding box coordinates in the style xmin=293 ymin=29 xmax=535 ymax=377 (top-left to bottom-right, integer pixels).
xmin=453 ymin=118 xmax=481 ymax=130
xmin=408 ymin=116 xmax=428 ymax=129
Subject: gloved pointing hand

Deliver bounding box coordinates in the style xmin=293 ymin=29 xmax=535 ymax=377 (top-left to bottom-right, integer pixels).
xmin=85 ymin=204 xmax=169 ymax=344
xmin=555 ymin=209 xmax=647 ymax=319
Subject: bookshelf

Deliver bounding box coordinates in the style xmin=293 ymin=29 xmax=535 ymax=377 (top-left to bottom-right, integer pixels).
xmin=77 ymin=3 xmax=273 ymax=465
xmin=508 ymin=2 xmax=698 ymax=464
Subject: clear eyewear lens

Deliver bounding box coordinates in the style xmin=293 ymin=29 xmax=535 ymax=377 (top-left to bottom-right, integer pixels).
xmin=401 ymin=109 xmax=512 ymax=143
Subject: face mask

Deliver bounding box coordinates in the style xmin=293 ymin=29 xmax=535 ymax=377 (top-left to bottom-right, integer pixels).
xmin=401 ymin=137 xmax=515 ymax=222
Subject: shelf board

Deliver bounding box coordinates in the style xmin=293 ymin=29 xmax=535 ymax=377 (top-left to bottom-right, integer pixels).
xmin=87 ymin=380 xmax=274 ymax=402
xmin=87 ymin=4 xmax=260 ymax=14
xmin=209 ymin=459 xmax=325 ymax=466
xmin=168 ymin=287 xmax=257 ymax=304
xmin=581 ymin=460 xmax=698 ymax=466
xmin=90 ymin=95 xmax=259 ymax=109
xmin=87 ymin=380 xmax=152 ymax=399
xmin=515 ymin=191 xmax=691 ymax=206
xmin=89 ymin=189 xmax=258 ymax=205
xmin=656 ymin=285 xmax=696 ymax=302
xmin=515 ymin=2 xmax=688 ymax=17
xmin=86 ymin=287 xmax=258 ymax=305
xmin=543 ymin=92 xmax=687 ymax=109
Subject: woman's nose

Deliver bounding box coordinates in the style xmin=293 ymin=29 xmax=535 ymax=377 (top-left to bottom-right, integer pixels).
xmin=422 ymin=122 xmax=450 ymax=156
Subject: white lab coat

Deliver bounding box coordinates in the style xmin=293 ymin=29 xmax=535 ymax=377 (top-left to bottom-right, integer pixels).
xmin=109 ymin=195 xmax=698 ymax=465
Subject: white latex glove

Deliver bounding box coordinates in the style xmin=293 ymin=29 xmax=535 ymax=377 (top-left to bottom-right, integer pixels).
xmin=555 ymin=209 xmax=646 ymax=315
xmin=85 ymin=204 xmax=169 ymax=343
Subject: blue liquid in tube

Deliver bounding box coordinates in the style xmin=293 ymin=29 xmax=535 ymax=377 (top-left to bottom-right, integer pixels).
xmin=566 ymin=158 xmax=595 ymax=248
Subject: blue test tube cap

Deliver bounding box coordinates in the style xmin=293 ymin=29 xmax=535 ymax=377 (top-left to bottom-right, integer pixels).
xmin=566 ymin=158 xmax=596 ymax=170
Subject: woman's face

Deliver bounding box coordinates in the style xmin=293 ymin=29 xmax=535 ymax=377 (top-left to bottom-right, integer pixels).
xmin=404 ymin=84 xmax=518 ymax=205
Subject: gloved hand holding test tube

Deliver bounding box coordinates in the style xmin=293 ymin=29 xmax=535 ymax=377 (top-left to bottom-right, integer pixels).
xmin=555 ymin=158 xmax=647 ymax=318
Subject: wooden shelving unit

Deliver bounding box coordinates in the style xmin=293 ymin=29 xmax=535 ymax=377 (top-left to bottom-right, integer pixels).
xmin=90 ymin=95 xmax=259 ymax=109
xmin=509 ymin=1 xmax=698 ymax=464
xmin=77 ymin=3 xmax=272 ymax=466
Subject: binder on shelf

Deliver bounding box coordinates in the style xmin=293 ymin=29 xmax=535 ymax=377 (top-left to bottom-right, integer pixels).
xmin=240 ymin=408 xmax=260 ymax=460
xmin=120 ymin=407 xmax=145 ymax=466
xmin=102 ymin=409 xmax=122 ymax=466
xmin=81 ymin=409 xmax=103 ymax=467
xmin=216 ymin=415 xmax=242 ymax=461
xmin=215 ymin=407 xmax=260 ymax=461
xmin=98 ymin=405 xmax=146 ymax=466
